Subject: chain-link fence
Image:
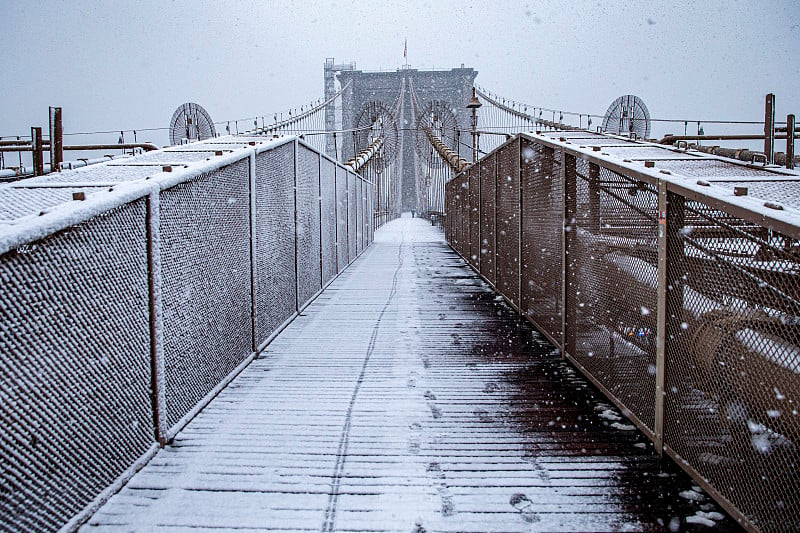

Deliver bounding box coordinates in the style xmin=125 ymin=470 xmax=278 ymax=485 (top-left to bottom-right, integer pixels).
xmin=445 ymin=133 xmax=800 ymax=532
xmin=0 ymin=136 xmax=374 ymax=531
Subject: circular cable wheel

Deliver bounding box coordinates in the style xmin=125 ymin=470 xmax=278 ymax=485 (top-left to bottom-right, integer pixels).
xmin=169 ymin=102 xmax=216 ymax=145
xmin=601 ymin=95 xmax=651 ymax=139
xmin=415 ymin=100 xmax=459 ymax=169
xmin=353 ymin=101 xmax=399 ymax=169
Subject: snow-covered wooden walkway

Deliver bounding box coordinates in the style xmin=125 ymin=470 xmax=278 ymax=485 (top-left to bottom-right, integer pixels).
xmin=84 ymin=215 xmax=738 ymax=532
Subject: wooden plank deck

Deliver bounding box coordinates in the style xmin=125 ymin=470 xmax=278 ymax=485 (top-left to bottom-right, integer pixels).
xmin=84 ymin=215 xmax=740 ymax=532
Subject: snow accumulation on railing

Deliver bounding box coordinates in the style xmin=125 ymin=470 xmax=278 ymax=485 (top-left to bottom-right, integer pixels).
xmin=445 ymin=130 xmax=800 ymax=532
xmin=0 ymin=134 xmax=375 ymax=532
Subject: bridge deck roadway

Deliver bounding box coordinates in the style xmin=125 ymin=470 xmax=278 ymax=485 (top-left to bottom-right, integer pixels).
xmin=85 ymin=215 xmax=738 ymax=532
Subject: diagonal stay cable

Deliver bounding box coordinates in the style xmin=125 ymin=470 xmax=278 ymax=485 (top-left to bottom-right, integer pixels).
xmin=322 ymin=228 xmax=407 ymax=532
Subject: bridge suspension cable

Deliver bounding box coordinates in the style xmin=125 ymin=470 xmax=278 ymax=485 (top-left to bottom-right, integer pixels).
xmin=234 ymin=80 xmax=354 ymax=156
xmin=345 ymin=77 xmax=405 ymax=226
xmin=408 ymin=79 xmax=469 ymax=217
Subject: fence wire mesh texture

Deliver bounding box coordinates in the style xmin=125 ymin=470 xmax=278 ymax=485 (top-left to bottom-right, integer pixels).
xmin=0 ymin=135 xmax=374 ymax=531
xmin=445 ymin=132 xmax=800 ymax=532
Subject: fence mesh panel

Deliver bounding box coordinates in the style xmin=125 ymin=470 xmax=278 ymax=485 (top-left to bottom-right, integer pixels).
xmin=160 ymin=161 xmax=253 ymax=430
xmin=653 ymin=158 xmax=778 ymax=178
xmin=32 ymin=165 xmax=155 ymax=184
xmin=468 ymin=166 xmax=480 ymax=269
xmin=449 ymin=179 xmax=459 ymax=252
xmin=445 ymin=134 xmax=800 ymax=530
xmin=520 ymin=140 xmax=563 ymax=344
xmin=366 ymin=180 xmax=372 ymax=246
xmin=461 ymin=174 xmax=471 ymax=259
xmin=710 ymin=180 xmax=800 ymax=212
xmin=0 ymin=138 xmax=379 ymax=531
xmin=456 ymin=175 xmax=466 ymax=256
xmin=600 ymin=145 xmax=688 ymax=160
xmin=0 ymin=200 xmax=152 ymax=531
xmin=254 ymin=144 xmax=297 ymax=344
xmin=296 ymin=146 xmax=322 ymax=307
xmin=320 ymin=158 xmax=337 ymax=285
xmin=496 ymin=138 xmax=521 ymax=306
xmin=452 ymin=175 xmax=463 ymax=256
xmin=567 ymin=160 xmax=659 ymax=432
xmin=0 ymin=187 xmax=104 ymax=221
xmin=336 ymin=167 xmax=348 ymax=271
xmin=368 ymin=184 xmax=374 ymax=244
xmin=443 ymin=179 xmax=451 ymax=242
xmin=479 ymin=155 xmax=496 ymax=284
xmin=348 ymin=173 xmax=357 ymax=262
xmin=357 ymin=178 xmax=364 ymax=255
xmin=664 ymin=197 xmax=800 ymax=531
xmin=129 ymin=150 xmax=218 ymax=165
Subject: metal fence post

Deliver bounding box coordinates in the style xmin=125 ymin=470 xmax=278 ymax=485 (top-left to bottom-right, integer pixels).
xmin=560 ymin=148 xmax=567 ymax=355
xmin=764 ymin=93 xmax=775 ymax=164
xmin=517 ymin=138 xmax=523 ymax=308
xmin=249 ymin=152 xmax=258 ymax=353
xmin=654 ymin=180 xmax=668 ymax=456
xmin=293 ymin=139 xmax=300 ymax=312
xmin=787 ymin=114 xmax=795 ymax=170
xmin=31 ymin=127 xmax=43 ymax=176
xmin=146 ymin=189 xmax=167 ymax=446
xmin=49 ymin=107 xmax=63 ymax=171
xmin=493 ymin=154 xmax=498 ymax=287
xmin=563 ymin=151 xmax=577 ymax=358
xmin=477 ymin=159 xmax=482 ymax=273
xmin=318 ymin=153 xmax=324 ymax=287
xmin=659 ymin=186 xmax=686 ymax=457
xmin=334 ymin=167 xmax=340 ymax=275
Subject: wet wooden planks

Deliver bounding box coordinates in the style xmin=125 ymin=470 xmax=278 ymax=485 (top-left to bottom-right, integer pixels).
xmin=84 ymin=216 xmax=740 ymax=532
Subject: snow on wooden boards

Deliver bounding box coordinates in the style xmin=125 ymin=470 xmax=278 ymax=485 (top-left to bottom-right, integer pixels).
xmin=84 ymin=215 xmax=739 ymax=532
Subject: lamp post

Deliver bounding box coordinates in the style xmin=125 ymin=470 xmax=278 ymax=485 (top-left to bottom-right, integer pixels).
xmin=466 ymin=87 xmax=482 ymax=163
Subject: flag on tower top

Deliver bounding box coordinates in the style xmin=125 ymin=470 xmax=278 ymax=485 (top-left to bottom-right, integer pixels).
xmin=404 ymin=38 xmax=407 ymax=60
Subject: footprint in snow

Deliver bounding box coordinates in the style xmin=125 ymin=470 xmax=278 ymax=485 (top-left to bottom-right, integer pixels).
xmin=509 ymin=493 xmax=540 ymax=523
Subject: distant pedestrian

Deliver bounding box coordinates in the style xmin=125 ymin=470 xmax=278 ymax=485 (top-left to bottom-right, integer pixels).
xmin=411 ymin=209 xmax=416 ymax=218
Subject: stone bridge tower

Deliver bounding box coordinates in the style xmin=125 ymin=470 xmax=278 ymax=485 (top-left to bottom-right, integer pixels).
xmin=331 ymin=64 xmax=477 ymax=212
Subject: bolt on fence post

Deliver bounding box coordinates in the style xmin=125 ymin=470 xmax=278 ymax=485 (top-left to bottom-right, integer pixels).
xmin=787 ymin=114 xmax=795 ymax=169
xmin=764 ymin=93 xmax=775 ymax=164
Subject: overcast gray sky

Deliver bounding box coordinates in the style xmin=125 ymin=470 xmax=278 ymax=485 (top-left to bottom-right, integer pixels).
xmin=1 ymin=0 xmax=798 ymax=146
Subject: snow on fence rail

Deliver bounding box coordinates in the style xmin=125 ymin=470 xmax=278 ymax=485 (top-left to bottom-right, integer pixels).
xmin=0 ymin=135 xmax=374 ymax=532
xmin=445 ymin=132 xmax=800 ymax=533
